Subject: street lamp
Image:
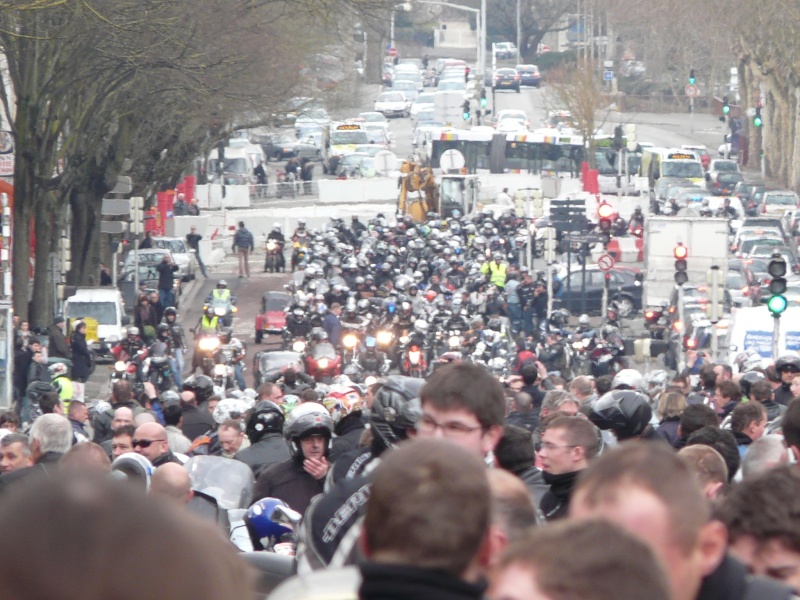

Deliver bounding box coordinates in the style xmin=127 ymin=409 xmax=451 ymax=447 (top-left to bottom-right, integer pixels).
xmin=410 ymin=0 xmax=486 ymax=81
xmin=390 ymin=2 xmax=412 ymax=53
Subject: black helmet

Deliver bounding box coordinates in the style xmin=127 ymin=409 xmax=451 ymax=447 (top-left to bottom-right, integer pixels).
xmin=371 ymin=376 xmax=424 ymax=452
xmin=157 ymin=323 xmax=171 ymax=336
xmin=739 ymin=370 xmax=765 ymax=398
xmin=245 ymin=400 xmax=285 ymax=443
xmin=182 ymin=374 xmax=214 ymax=405
xmin=589 ymin=390 xmax=652 ymax=441
xmin=283 ymin=403 xmax=333 ymax=458
xmin=775 ymin=354 xmax=800 ymax=374
xmin=163 ymin=307 xmax=177 ymax=320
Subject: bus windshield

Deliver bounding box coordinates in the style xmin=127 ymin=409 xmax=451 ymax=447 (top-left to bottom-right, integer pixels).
xmin=331 ymin=130 xmax=369 ymax=145
xmin=661 ymin=160 xmax=703 ymax=179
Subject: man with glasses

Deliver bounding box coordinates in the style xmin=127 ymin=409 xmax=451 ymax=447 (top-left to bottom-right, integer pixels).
xmin=132 ymin=422 xmax=180 ymax=467
xmin=774 ymin=355 xmax=800 ymax=405
xmin=537 ymin=415 xmax=598 ymax=521
xmin=415 ymin=362 xmax=505 ymax=460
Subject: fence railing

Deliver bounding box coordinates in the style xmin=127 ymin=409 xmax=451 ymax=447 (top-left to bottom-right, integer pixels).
xmin=249 ymin=180 xmax=320 ymax=204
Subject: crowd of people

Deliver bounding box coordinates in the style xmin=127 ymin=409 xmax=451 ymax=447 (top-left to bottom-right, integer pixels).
xmin=0 ymin=341 xmax=798 ymax=599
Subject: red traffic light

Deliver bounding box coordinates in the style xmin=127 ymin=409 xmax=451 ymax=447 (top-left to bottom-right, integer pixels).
xmin=598 ymin=203 xmax=614 ymax=219
xmin=674 ymin=243 xmax=688 ymax=260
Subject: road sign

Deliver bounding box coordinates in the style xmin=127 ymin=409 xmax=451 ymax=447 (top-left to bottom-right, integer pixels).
xmin=100 ymin=221 xmax=128 ymax=234
xmin=685 ymin=84 xmax=699 ymax=97
xmin=598 ymin=253 xmax=615 ymax=271
xmin=373 ymin=150 xmax=398 ymax=175
xmin=603 ymin=70 xmax=614 ymax=81
xmin=603 ymin=60 xmax=614 ymax=68
xmin=112 ymin=175 xmax=132 ymax=195
xmin=439 ymin=149 xmax=465 ymax=172
xmin=101 ymin=198 xmax=131 ymax=216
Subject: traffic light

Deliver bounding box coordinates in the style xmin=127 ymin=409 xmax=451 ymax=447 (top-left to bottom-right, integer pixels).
xmin=480 ymin=88 xmax=487 ymax=108
xmin=674 ymin=243 xmax=688 ymax=285
xmin=598 ymin=202 xmax=614 ymax=233
xmin=754 ymin=104 xmax=763 ymax=128
xmin=462 ymin=100 xmax=471 ymax=121
xmin=689 ymin=69 xmax=696 ymax=85
xmin=767 ymin=253 xmax=788 ymax=316
xmin=722 ymin=96 xmax=730 ymax=115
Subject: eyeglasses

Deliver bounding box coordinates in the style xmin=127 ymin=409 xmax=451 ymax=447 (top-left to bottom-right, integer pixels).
xmin=131 ymin=439 xmax=165 ymax=449
xmin=416 ymin=415 xmax=482 ymax=438
xmin=535 ymin=442 xmax=577 ymax=453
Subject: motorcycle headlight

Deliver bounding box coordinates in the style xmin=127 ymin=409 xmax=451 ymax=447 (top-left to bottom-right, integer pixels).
xmin=317 ymin=358 xmax=329 ymax=369
xmin=214 ymin=307 xmax=226 ymax=317
xmin=231 ymin=306 xmax=238 ymax=313
xmin=376 ymin=330 xmax=393 ymax=346
xmin=582 ymin=338 xmax=591 ymax=348
xmin=343 ymin=334 xmax=358 ymax=349
xmin=572 ymin=341 xmax=583 ymax=349
xmin=199 ymin=338 xmax=220 ymax=352
xmin=114 ymin=361 xmax=127 ymax=372
xmin=409 ymin=350 xmax=421 ymax=364
xmin=213 ymin=364 xmax=227 ymax=376
xmin=448 ymin=335 xmax=460 ymax=348
xmin=292 ymin=340 xmax=306 ymax=353
xmin=267 ymin=241 xmax=277 ymax=250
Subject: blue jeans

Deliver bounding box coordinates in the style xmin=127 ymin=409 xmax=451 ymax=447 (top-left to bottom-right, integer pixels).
xmin=159 ymin=288 xmax=173 ymax=308
xmin=507 ymin=303 xmax=522 ymax=333
xmin=170 ymin=356 xmax=182 ymax=388
xmin=522 ymin=308 xmax=534 ymax=336
xmin=234 ymin=362 xmax=246 ymax=390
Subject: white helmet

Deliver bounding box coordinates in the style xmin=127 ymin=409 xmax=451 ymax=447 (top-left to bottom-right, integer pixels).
xmin=612 ymin=369 xmax=645 ymax=392
xmin=578 ymin=314 xmax=590 ymax=326
xmin=414 ymin=319 xmax=429 ymax=334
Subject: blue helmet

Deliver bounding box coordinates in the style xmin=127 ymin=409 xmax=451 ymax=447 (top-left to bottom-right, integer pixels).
xmin=245 ymin=497 xmax=294 ymax=550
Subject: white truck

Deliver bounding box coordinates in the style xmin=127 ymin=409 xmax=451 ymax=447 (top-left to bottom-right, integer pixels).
xmin=643 ymin=216 xmax=730 ymax=307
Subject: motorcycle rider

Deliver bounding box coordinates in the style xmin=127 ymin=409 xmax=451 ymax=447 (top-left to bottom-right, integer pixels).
xmin=217 ymin=327 xmax=247 ymax=391
xmin=576 ymin=313 xmax=593 ymax=335
xmin=630 ymin=206 xmax=644 ymax=231
xmin=119 ymin=326 xmax=146 ymax=362
xmin=265 ymin=224 xmax=286 ymax=272
xmin=531 ymin=279 xmax=549 ymax=338
xmin=155 ymin=323 xmax=181 ymax=388
xmin=481 ymin=252 xmax=508 ymax=289
xmin=252 ymin=402 xmax=333 ymax=515
xmin=292 ymin=218 xmax=308 ymax=242
xmin=195 ymin=306 xmax=220 ymax=335
xmin=285 ymin=308 xmax=312 ymax=344
xmin=49 ymin=363 xmax=74 ymax=408
xmin=267 ymin=366 xmax=315 ymax=395
xmin=717 ymin=197 xmax=738 ymax=219
xmin=340 ymin=302 xmax=369 ymax=331
xmin=599 ymin=302 xmax=623 ymax=340
xmin=162 ymin=307 xmax=187 ymax=386
xmin=351 ymin=215 xmax=367 ymax=238
xmin=445 ymin=259 xmax=466 ymax=289
xmin=484 ymin=286 xmax=506 ymax=318
xmin=774 ymin=354 xmax=800 ymax=405
xmin=234 ymin=400 xmax=291 ymax=477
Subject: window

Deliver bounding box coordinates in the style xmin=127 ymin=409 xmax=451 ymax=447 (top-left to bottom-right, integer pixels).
xmin=65 ymin=302 xmax=117 ymax=325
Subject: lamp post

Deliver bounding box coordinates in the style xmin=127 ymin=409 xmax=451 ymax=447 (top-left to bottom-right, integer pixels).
xmin=390 ymin=3 xmax=412 ymax=54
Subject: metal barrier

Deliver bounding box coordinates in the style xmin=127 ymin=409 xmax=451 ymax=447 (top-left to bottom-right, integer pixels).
xmin=249 ymin=181 xmax=320 ymax=204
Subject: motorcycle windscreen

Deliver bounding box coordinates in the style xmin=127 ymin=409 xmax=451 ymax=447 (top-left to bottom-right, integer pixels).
xmin=313 ymin=343 xmax=338 ymax=359
xmin=184 ymin=455 xmax=255 ymax=510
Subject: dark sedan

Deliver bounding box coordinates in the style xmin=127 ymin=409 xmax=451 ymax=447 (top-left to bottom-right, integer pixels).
xmin=515 ymin=64 xmax=541 ymax=87
xmin=707 ymin=171 xmax=744 ymax=196
xmin=268 ymin=134 xmax=319 ymax=161
xmin=555 ymin=267 xmax=643 ymax=316
xmin=493 ymin=68 xmax=521 ymax=93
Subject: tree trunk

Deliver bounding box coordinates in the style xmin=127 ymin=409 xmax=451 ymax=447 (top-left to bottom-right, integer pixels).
xmin=29 ymin=200 xmax=54 ymax=327
xmin=68 ymin=189 xmax=102 ymax=286
xmin=11 ymin=150 xmax=36 ymax=321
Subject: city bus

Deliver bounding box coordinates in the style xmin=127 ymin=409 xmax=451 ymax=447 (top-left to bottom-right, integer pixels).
xmin=428 ymin=129 xmax=585 ymax=176
xmin=640 ymin=147 xmax=704 ymax=190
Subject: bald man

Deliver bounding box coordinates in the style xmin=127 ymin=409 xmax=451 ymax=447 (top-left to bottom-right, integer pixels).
xmin=151 ymin=463 xmax=193 ymax=506
xmin=133 ymin=423 xmax=181 ymax=467
xmin=112 ymin=407 xmax=134 ymax=429
xmin=134 ymin=412 xmax=157 ymax=427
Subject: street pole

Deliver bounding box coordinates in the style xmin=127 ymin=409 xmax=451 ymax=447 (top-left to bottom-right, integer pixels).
xmin=480 ymin=0 xmax=487 ymax=81
xmin=516 ymin=0 xmax=521 ymax=61
xmin=546 ymin=261 xmax=553 ymax=316
xmin=677 ymin=284 xmax=685 ymax=372
xmin=601 ymin=272 xmax=609 ymax=316
xmin=390 ymin=11 xmax=395 ymax=52
xmin=709 ymin=264 xmax=720 ymax=362
xmin=690 ymin=96 xmax=695 ymax=134
xmin=773 ymin=315 xmax=780 ymax=360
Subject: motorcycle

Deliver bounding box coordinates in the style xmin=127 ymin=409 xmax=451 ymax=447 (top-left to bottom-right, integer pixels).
xmin=643 ymin=305 xmax=669 ymax=340
xmin=304 ymin=341 xmax=342 ymax=383
xmin=110 ymin=344 xmax=148 ymax=396
xmin=400 ymin=336 xmax=427 ymax=378
xmin=142 ymin=341 xmax=173 ymax=393
xmin=206 ymin=297 xmax=237 ymax=327
xmin=264 ymin=240 xmax=285 ymax=273
xmin=212 ymin=345 xmax=237 ymax=391
xmin=629 ymin=219 xmax=643 ymax=238
xmin=193 ymin=333 xmax=220 ymax=375
xmin=588 ymin=334 xmax=627 ymax=377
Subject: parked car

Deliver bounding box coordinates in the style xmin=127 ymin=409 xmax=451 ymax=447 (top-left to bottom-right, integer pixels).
xmin=254 ymin=291 xmax=291 ymax=343
xmin=494 ymin=42 xmax=518 ymax=59
xmin=267 ymin=133 xmax=320 ymax=161
xmin=762 ymin=190 xmax=800 ymax=215
xmin=555 ymin=267 xmax=643 ymax=316
xmin=492 ymin=68 xmax=521 ymax=92
xmin=514 ymin=64 xmax=541 ymax=87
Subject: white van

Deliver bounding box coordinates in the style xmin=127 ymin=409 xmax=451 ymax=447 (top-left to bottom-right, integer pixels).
xmin=207 ymin=138 xmax=266 ymax=185
xmin=726 ymin=305 xmax=800 ymax=370
xmin=63 ymin=287 xmax=127 ymax=361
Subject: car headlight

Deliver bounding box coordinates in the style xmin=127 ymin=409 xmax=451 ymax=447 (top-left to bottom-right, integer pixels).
xmin=292 ymin=340 xmax=306 ymax=353
xmin=376 ymin=330 xmax=393 ymax=346
xmin=214 ymin=307 xmax=226 ymax=317
xmin=343 ymin=334 xmax=359 ymax=349
xmin=199 ymin=338 xmax=220 ymax=352
xmin=213 ymin=364 xmax=227 ymax=376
